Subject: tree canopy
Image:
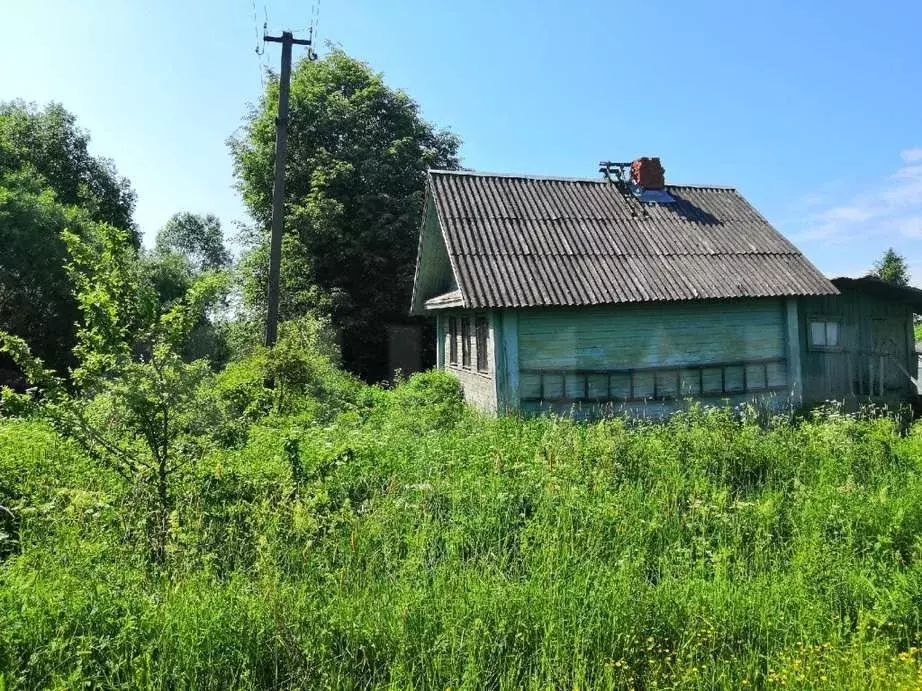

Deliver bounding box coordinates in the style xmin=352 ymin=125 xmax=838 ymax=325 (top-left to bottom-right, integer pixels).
xmin=147 ymin=212 xmax=233 ymax=367
xmin=155 ymin=212 xmax=231 ymax=273
xmin=872 ymin=247 xmax=911 ymax=286
xmin=0 ymin=101 xmax=137 ymax=242
xmin=0 ymin=101 xmax=139 ymax=372
xmin=230 ymin=49 xmax=461 ymax=380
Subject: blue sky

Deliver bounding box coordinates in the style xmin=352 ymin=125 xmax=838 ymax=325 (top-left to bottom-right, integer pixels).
xmin=2 ymin=0 xmax=920 ymax=280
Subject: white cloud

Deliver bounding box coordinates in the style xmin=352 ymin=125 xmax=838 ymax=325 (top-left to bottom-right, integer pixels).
xmin=797 ymin=151 xmax=922 ymax=244
xmin=821 ymin=206 xmax=874 ymax=223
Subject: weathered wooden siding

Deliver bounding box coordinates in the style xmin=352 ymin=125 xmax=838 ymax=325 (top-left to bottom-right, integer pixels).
xmin=515 ymin=299 xmax=792 ymax=416
xmin=410 ymin=200 xmax=457 ymax=315
xmin=438 ymin=310 xmax=498 ymax=413
xmin=798 ymin=290 xmax=916 ymax=403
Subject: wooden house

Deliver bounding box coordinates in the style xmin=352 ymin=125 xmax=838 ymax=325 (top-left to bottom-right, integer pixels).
xmin=409 ymin=164 xmax=922 ymax=415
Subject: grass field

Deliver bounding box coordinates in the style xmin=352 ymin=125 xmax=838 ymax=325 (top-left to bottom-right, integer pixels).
xmin=3 ymin=375 xmax=922 ymax=688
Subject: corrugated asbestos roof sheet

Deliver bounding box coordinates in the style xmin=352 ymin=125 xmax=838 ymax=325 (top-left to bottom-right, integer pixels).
xmin=428 ymin=170 xmax=837 ymax=308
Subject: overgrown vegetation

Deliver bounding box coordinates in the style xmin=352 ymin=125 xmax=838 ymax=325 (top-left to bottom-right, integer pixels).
xmin=6 ymin=347 xmax=922 ymax=688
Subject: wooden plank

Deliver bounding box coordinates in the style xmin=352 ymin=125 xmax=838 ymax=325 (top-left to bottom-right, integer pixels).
xmin=517 ymin=299 xmax=786 ymax=370
xmin=435 ymin=313 xmax=445 ymax=369
xmin=501 ymin=310 xmax=520 ymax=412
xmin=880 ymin=355 xmax=885 ymax=397
xmin=785 ymin=297 xmax=803 ymax=405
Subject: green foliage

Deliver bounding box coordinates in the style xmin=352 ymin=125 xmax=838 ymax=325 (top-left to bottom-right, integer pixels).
xmin=375 ymin=369 xmax=465 ymax=431
xmin=1 ymin=222 xmax=229 ymax=564
xmin=0 ymin=100 xmax=137 ymax=236
xmin=0 ymin=101 xmax=138 ymax=371
xmin=230 ymin=49 xmax=461 ymax=379
xmin=6 ymin=403 xmax=922 ymax=686
xmin=0 ymin=170 xmax=85 ymax=371
xmin=145 ymin=212 xmax=232 ymax=367
xmin=212 ymin=316 xmax=364 ymax=444
xmin=155 ymin=212 xmax=230 ymax=273
xmin=873 ymin=247 xmax=911 ymax=286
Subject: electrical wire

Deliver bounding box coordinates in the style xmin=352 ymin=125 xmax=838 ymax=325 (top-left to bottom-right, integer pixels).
xmin=250 ymin=0 xmax=266 ymax=90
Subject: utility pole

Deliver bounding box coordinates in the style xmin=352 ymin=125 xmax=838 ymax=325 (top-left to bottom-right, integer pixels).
xmin=263 ymin=30 xmax=314 ymax=347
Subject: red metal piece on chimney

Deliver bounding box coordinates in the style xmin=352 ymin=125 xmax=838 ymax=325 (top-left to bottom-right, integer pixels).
xmin=631 ymin=157 xmax=665 ymax=190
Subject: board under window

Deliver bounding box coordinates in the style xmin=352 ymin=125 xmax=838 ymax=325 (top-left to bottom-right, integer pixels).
xmin=461 ymin=318 xmax=471 ymax=368
xmin=448 ymin=317 xmax=458 ymax=365
xmin=475 ymin=316 xmax=488 ymax=373
xmin=808 ymin=318 xmax=841 ymax=350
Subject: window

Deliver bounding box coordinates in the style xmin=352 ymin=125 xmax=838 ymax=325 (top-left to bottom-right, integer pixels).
xmin=475 ymin=316 xmax=489 ymax=373
xmin=461 ymin=317 xmax=471 ymax=368
xmin=809 ymin=318 xmax=841 ymax=349
xmin=448 ymin=317 xmax=458 ymax=365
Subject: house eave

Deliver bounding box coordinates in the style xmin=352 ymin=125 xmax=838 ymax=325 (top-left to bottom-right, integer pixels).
xmin=424 ymin=290 xmax=464 ymax=310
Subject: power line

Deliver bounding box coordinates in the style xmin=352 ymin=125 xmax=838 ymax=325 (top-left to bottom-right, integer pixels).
xmin=313 ymin=0 xmax=321 ymax=47
xmin=250 ymin=0 xmax=266 ymax=89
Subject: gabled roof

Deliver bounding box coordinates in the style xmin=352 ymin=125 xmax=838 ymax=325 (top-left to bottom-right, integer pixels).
xmin=416 ymin=170 xmax=837 ymax=310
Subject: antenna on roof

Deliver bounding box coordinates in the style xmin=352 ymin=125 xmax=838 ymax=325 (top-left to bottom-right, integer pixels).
xmin=599 ymin=157 xmax=675 ymax=208
xmin=599 ymin=161 xmax=632 ymax=182
xmin=599 ymin=160 xmax=646 ymax=218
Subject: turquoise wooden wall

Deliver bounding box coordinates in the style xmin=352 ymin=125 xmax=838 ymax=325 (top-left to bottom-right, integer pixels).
xmin=797 ymin=289 xmax=916 ymax=403
xmin=505 ymin=298 xmax=794 ymax=415
xmin=518 ymin=299 xmax=786 ymax=369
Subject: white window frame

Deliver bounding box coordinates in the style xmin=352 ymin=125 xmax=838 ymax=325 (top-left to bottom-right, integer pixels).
xmin=808 ymin=317 xmax=842 ymax=351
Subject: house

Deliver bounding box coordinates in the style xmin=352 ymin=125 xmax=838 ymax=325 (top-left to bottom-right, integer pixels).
xmin=409 ymin=160 xmax=921 ymax=416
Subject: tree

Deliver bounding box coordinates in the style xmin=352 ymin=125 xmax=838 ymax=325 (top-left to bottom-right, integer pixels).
xmin=149 ymin=212 xmax=232 ymax=367
xmin=0 ymin=100 xmax=137 ymax=242
xmin=0 ymin=222 xmax=227 ymax=565
xmin=230 ymin=48 xmax=461 ymax=380
xmin=872 ymin=248 xmax=910 ymax=286
xmin=0 ymin=170 xmax=82 ymax=373
xmin=155 ymin=212 xmax=231 ymax=273
xmin=0 ymin=102 xmax=139 ymax=371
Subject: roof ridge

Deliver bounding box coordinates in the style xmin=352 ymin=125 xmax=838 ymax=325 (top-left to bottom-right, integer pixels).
xmin=448 ymin=250 xmax=805 ymax=257
xmin=428 ymin=168 xmax=737 ymax=191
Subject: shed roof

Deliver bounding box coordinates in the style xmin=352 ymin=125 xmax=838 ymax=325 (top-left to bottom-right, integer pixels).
xmin=833 ymin=276 xmax=922 ymax=311
xmin=424 ymin=170 xmax=837 ymax=309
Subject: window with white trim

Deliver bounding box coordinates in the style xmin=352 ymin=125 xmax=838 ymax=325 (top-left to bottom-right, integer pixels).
xmin=809 ymin=318 xmax=841 ymax=349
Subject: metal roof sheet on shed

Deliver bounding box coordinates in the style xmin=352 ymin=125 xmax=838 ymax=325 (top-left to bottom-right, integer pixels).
xmin=426 ymin=170 xmax=837 ymax=309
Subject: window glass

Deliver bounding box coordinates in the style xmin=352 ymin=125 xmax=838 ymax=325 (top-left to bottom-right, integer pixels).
xmin=448 ymin=317 xmax=457 ymax=365
xmin=810 ymin=321 xmax=826 ymax=347
xmin=461 ymin=318 xmax=471 ymax=368
xmin=809 ymin=319 xmax=840 ymax=349
xmin=475 ymin=316 xmax=488 ymax=372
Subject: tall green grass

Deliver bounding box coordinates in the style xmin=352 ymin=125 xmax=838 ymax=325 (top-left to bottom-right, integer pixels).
xmin=3 ymin=376 xmax=922 ymax=688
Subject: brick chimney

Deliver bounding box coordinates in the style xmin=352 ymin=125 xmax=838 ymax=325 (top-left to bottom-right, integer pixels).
xmin=631 ymin=157 xmax=665 ymax=190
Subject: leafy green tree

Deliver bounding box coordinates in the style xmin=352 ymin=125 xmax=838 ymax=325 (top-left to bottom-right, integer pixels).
xmin=872 ymin=248 xmax=911 ymax=286
xmin=148 ymin=212 xmax=232 ymax=366
xmin=0 ymin=100 xmax=137 ymax=241
xmin=155 ymin=212 xmax=231 ymax=272
xmin=0 ymin=222 xmax=227 ymax=565
xmin=230 ymin=49 xmax=460 ymax=380
xmin=0 ymin=102 xmax=139 ymax=371
xmin=0 ymin=170 xmax=79 ymax=373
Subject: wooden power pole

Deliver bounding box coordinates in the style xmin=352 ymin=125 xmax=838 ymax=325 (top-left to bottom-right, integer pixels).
xmin=263 ymin=30 xmax=314 ymax=347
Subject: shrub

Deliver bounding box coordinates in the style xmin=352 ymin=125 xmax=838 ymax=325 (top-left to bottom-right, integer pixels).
xmin=377 ymin=369 xmax=465 ymax=432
